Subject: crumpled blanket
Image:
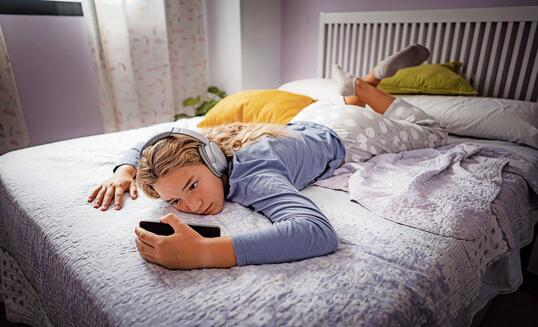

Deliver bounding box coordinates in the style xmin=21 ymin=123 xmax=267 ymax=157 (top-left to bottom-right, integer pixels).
xmin=315 ymin=143 xmax=538 ymax=241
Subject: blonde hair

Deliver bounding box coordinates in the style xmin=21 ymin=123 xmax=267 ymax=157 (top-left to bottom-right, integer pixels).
xmin=137 ymin=122 xmax=294 ymax=199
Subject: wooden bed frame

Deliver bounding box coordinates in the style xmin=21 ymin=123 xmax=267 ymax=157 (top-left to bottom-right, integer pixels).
xmin=317 ymin=6 xmax=538 ymax=102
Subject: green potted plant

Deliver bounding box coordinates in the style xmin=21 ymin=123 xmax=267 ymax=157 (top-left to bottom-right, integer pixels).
xmin=175 ymin=86 xmax=227 ymax=120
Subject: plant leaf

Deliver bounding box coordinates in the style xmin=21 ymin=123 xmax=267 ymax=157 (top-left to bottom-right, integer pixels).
xmin=207 ymin=86 xmax=220 ymax=93
xmin=208 ymin=86 xmax=227 ymax=99
xmin=182 ymin=96 xmax=202 ymax=107
xmin=174 ymin=113 xmax=191 ymax=120
xmin=194 ymin=102 xmax=207 ymax=116
xmin=195 ymin=99 xmax=219 ymax=116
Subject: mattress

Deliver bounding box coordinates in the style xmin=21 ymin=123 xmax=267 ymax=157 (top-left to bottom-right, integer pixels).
xmin=0 ymin=115 xmax=537 ymax=327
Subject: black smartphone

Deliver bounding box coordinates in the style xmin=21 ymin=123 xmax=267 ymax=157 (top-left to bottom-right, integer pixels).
xmin=139 ymin=221 xmax=221 ymax=238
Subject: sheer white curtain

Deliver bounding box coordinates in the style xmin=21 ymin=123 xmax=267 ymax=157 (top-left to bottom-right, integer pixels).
xmin=82 ymin=0 xmax=208 ymax=132
xmin=0 ymin=24 xmax=29 ymax=155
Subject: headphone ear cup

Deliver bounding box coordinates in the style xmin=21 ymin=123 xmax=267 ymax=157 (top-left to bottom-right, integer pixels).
xmin=198 ymin=145 xmax=220 ymax=177
xmin=209 ymin=142 xmax=228 ymax=173
xmin=198 ymin=142 xmax=227 ymax=177
xmin=206 ymin=142 xmax=228 ymax=175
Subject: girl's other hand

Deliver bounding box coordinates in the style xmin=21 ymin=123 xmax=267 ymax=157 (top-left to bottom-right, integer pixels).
xmin=87 ymin=165 xmax=137 ymax=211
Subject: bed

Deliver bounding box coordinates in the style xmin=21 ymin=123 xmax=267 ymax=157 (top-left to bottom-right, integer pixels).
xmin=1 ymin=6 xmax=538 ymax=327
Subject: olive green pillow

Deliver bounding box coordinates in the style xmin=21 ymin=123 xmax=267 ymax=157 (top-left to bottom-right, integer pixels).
xmin=378 ymin=61 xmax=478 ymax=96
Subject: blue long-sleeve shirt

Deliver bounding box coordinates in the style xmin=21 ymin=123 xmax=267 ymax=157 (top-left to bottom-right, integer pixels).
xmin=115 ymin=121 xmax=346 ymax=266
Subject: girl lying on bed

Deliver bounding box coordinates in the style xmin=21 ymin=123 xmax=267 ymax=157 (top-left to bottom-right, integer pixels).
xmin=87 ymin=44 xmax=447 ymax=270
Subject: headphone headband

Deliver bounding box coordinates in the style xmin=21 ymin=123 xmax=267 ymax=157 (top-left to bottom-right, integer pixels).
xmin=142 ymin=127 xmax=209 ymax=150
xmin=140 ymin=127 xmax=228 ymax=177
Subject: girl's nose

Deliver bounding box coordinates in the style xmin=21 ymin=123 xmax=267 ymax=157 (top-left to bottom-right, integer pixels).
xmin=185 ymin=197 xmax=203 ymax=212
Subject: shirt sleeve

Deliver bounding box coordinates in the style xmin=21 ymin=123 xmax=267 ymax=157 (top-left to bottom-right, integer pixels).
xmin=112 ymin=141 xmax=144 ymax=173
xmin=230 ymin=172 xmax=339 ymax=266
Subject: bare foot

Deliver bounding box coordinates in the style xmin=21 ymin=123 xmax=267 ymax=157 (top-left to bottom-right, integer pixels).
xmin=343 ymin=95 xmax=366 ymax=107
xmin=342 ymin=79 xmax=369 ymax=107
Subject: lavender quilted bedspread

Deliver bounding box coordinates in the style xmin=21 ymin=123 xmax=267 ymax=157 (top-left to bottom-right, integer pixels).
xmin=0 ymin=117 xmax=537 ymax=327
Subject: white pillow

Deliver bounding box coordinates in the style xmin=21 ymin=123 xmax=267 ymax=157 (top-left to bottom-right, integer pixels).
xmin=401 ymin=95 xmax=538 ymax=149
xmin=278 ymin=78 xmax=342 ymax=103
xmin=278 ymin=78 xmax=538 ymax=149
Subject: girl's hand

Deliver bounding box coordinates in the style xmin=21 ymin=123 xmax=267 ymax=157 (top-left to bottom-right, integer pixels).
xmin=88 ymin=165 xmax=137 ymax=211
xmin=134 ymin=213 xmax=209 ymax=270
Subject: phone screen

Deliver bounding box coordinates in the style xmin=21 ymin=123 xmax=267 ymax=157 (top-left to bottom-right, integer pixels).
xmin=139 ymin=221 xmax=221 ymax=238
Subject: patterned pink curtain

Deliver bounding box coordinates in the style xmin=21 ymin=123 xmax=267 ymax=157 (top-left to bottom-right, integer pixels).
xmin=0 ymin=24 xmax=29 ymax=155
xmin=82 ymin=0 xmax=208 ymax=132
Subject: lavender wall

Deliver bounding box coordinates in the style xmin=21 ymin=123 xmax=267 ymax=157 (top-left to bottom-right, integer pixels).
xmin=0 ymin=15 xmax=102 ymax=147
xmin=2 ymin=1 xmax=537 ymax=148
xmin=280 ymin=0 xmax=538 ymax=83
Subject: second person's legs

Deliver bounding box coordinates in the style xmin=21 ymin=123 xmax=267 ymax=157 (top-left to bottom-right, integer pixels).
xmin=335 ymin=44 xmax=430 ymax=111
xmin=338 ymin=66 xmax=406 ymax=116
xmin=341 ymin=68 xmax=383 ymax=107
xmin=348 ymin=79 xmax=396 ymax=115
xmin=291 ymin=43 xmax=446 ymax=162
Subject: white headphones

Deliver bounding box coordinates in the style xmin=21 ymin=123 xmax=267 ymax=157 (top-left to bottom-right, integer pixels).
xmin=140 ymin=127 xmax=228 ymax=177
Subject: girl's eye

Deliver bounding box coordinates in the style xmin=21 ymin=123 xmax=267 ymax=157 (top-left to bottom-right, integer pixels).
xmin=190 ymin=181 xmax=198 ymax=191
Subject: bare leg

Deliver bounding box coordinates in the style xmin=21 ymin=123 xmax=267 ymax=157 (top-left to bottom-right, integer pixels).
xmin=354 ymin=79 xmax=395 ymax=115
xmin=344 ymin=68 xmax=382 ymax=106
xmin=336 ymin=45 xmax=429 ymax=101
xmin=338 ymin=45 xmax=430 ymax=108
xmin=362 ymin=69 xmax=381 ymax=86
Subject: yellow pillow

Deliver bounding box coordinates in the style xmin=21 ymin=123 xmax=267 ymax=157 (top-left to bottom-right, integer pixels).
xmin=378 ymin=61 xmax=478 ymax=96
xmin=197 ymin=89 xmax=315 ymax=127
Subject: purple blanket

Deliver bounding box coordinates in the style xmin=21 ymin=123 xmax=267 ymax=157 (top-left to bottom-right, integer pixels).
xmin=316 ymin=143 xmax=538 ymax=241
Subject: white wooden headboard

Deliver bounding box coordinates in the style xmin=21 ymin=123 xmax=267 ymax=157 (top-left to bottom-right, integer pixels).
xmin=317 ymin=6 xmax=538 ymax=102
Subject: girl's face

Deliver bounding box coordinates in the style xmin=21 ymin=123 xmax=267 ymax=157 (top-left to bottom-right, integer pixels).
xmin=152 ymin=164 xmax=225 ymax=215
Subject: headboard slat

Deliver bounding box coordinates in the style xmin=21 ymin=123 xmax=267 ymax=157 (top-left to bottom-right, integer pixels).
xmin=338 ymin=24 xmax=345 ymax=67
xmin=483 ymin=22 xmax=501 ymax=97
xmin=350 ymin=24 xmax=357 ymax=73
xmin=318 ymin=6 xmax=538 ymax=101
xmin=450 ymin=23 xmax=461 ymax=61
xmin=474 ymin=22 xmax=491 ymax=95
xmin=515 ymin=21 xmax=536 ymax=100
xmin=433 ymin=23 xmax=443 ymax=63
xmin=343 ymin=24 xmax=350 ymax=70
xmin=418 ymin=22 xmax=425 ymax=50
xmin=526 ymin=23 xmax=538 ymax=100
xmin=494 ymin=22 xmax=514 ymax=98
xmin=441 ymin=23 xmax=451 ymax=63
xmin=364 ymin=24 xmax=371 ymax=76
xmin=504 ymin=22 xmax=525 ymax=99
xmin=460 ymin=23 xmax=471 ymax=71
